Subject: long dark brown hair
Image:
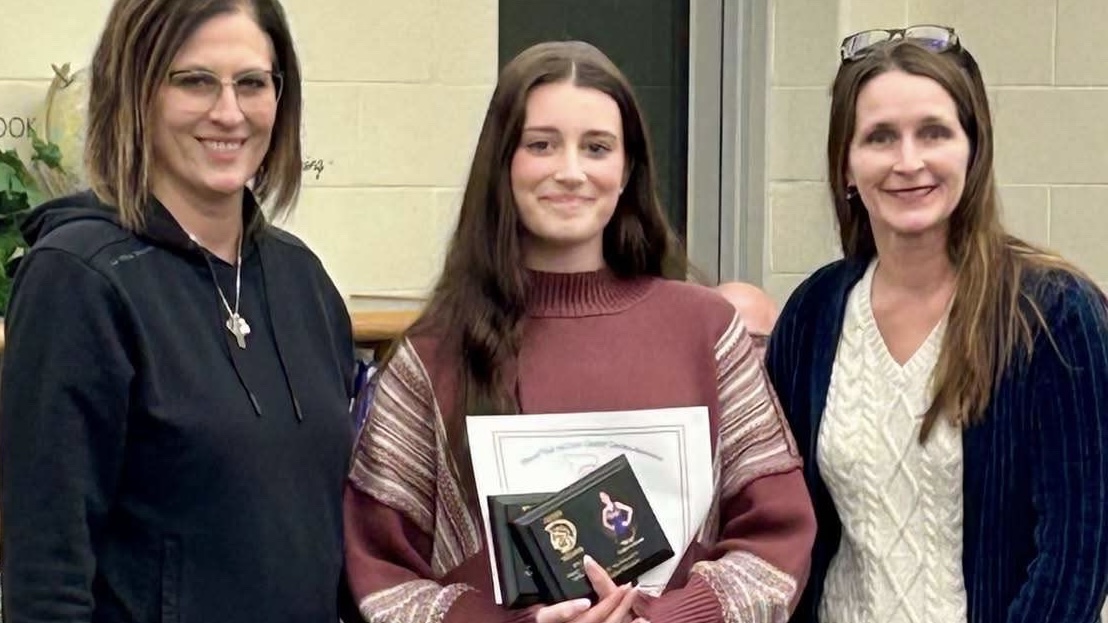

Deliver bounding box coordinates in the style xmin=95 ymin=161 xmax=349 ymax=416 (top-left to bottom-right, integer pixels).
xmin=828 ymin=39 xmax=1082 ymax=441
xmin=409 ymin=40 xmax=684 ymax=484
xmin=85 ymin=0 xmax=302 ymax=230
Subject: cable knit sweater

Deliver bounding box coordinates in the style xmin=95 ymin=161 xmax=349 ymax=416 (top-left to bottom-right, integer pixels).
xmin=816 ymin=261 xmax=967 ymax=623
xmin=344 ymin=269 xmax=816 ymax=623
xmin=767 ymin=257 xmax=1108 ymax=623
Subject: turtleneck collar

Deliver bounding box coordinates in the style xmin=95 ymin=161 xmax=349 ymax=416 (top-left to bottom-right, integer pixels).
xmin=526 ymin=268 xmax=658 ymax=318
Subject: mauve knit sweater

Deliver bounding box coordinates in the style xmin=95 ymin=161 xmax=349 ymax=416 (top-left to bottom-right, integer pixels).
xmin=344 ymin=269 xmax=816 ymax=623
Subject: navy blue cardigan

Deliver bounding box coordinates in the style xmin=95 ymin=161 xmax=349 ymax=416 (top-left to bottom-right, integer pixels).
xmin=766 ymin=257 xmax=1108 ymax=623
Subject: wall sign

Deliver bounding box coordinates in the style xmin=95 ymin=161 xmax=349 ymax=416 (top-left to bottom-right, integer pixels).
xmin=0 ymin=116 xmax=38 ymax=139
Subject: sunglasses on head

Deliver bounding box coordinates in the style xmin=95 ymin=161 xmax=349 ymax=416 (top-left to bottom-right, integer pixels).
xmin=840 ymin=24 xmax=960 ymax=62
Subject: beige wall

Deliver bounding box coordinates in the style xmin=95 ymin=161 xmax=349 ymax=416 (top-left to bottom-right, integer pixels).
xmin=4 ymin=2 xmax=1107 ymax=311
xmin=766 ymin=0 xmax=1108 ymax=304
xmin=0 ymin=0 xmax=497 ymax=310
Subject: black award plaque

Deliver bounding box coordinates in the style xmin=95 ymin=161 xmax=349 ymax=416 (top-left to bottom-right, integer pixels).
xmin=507 ymin=454 xmax=674 ymax=604
xmin=488 ymin=492 xmax=553 ymax=608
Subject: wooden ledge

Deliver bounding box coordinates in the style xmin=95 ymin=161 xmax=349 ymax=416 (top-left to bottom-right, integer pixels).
xmin=0 ymin=310 xmax=420 ymax=355
xmin=351 ymin=310 xmax=419 ymax=347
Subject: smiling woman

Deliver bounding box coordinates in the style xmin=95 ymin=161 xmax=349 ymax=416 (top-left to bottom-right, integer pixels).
xmin=343 ymin=40 xmax=815 ymax=623
xmin=845 ymin=70 xmax=971 ymax=250
xmin=510 ymin=80 xmax=627 ymax=273
xmin=149 ymin=11 xmax=281 ymax=227
xmin=0 ymin=1 xmax=356 ymax=622
xmin=766 ymin=29 xmax=1108 ymax=623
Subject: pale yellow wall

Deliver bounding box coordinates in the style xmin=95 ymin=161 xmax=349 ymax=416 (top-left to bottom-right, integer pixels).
xmin=5 ymin=2 xmax=1107 ymax=311
xmin=0 ymin=0 xmax=497 ymax=310
xmin=765 ymin=0 xmax=1108 ymax=304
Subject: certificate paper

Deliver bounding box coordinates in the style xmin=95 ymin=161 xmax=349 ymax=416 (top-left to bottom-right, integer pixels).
xmin=466 ymin=406 xmax=714 ymax=604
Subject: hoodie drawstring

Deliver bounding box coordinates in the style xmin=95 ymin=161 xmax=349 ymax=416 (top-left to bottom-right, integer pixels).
xmin=257 ymin=243 xmax=305 ymax=422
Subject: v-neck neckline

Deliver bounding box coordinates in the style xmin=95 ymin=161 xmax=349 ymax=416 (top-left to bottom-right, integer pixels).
xmin=856 ymin=259 xmax=948 ymax=376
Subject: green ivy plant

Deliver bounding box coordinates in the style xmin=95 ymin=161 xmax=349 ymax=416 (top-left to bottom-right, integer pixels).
xmin=0 ymin=130 xmax=66 ymax=313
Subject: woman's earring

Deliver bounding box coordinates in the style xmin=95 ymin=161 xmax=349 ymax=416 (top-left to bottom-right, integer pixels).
xmin=845 ymin=185 xmax=859 ymax=200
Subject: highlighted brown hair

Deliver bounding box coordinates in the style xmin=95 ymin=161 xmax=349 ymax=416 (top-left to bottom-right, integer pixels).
xmin=410 ymin=41 xmax=685 ymax=490
xmin=85 ymin=0 xmax=302 ymax=229
xmin=827 ymin=39 xmax=1083 ymax=441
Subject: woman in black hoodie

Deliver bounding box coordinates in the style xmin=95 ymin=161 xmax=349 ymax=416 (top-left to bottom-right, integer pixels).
xmin=0 ymin=1 xmax=356 ymax=621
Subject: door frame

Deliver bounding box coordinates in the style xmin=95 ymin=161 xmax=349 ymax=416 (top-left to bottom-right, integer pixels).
xmin=686 ymin=0 xmax=769 ymax=285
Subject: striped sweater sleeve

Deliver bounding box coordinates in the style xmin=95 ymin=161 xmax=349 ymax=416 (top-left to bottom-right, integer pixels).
xmin=344 ymin=339 xmax=533 ymax=623
xmin=638 ymin=313 xmax=817 ymax=623
xmin=1010 ymin=281 xmax=1108 ymax=623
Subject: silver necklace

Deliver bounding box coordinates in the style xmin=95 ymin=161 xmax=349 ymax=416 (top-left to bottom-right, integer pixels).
xmin=213 ymin=235 xmax=251 ymax=349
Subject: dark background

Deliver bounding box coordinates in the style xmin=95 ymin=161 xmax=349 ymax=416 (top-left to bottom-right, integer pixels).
xmin=499 ymin=0 xmax=692 ymax=237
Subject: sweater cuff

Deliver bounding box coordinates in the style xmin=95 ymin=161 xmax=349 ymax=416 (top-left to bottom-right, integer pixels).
xmin=637 ymin=577 xmax=723 ymax=623
xmin=443 ymin=589 xmax=536 ymax=623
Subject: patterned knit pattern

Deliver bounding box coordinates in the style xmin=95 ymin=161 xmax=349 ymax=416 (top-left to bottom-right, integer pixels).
xmin=714 ymin=314 xmax=802 ymax=501
xmin=359 ymin=580 xmax=472 ymax=623
xmin=692 ymin=551 xmax=796 ymax=623
xmin=817 ymin=261 xmax=968 ymax=623
xmin=348 ymin=340 xmax=484 ymax=578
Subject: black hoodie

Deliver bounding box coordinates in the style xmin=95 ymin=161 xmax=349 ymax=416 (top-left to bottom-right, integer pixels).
xmin=1 ymin=191 xmax=355 ymax=623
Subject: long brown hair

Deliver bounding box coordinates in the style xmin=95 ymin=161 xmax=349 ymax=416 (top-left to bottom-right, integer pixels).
xmin=85 ymin=0 xmax=302 ymax=230
xmin=410 ymin=40 xmax=684 ymax=482
xmin=828 ymin=39 xmax=1083 ymax=441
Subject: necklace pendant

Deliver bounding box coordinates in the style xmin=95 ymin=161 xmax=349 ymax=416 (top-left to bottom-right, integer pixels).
xmin=225 ymin=314 xmax=251 ymax=349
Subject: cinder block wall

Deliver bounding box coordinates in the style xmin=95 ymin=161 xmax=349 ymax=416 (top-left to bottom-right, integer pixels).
xmin=766 ymin=0 xmax=1108 ymax=303
xmin=0 ymin=0 xmax=498 ymax=308
xmin=4 ymin=2 xmax=1106 ymax=308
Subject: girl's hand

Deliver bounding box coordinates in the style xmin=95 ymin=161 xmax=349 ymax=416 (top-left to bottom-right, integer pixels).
xmin=535 ymin=555 xmax=640 ymax=623
xmin=534 ymin=587 xmax=636 ymax=623
xmin=582 ymin=555 xmax=651 ymax=623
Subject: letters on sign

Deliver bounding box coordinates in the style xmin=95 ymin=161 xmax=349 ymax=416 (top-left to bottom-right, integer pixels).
xmin=0 ymin=116 xmax=38 ymax=139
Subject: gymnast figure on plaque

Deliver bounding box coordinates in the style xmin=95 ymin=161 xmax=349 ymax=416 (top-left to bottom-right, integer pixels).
xmin=600 ymin=491 xmax=636 ymax=545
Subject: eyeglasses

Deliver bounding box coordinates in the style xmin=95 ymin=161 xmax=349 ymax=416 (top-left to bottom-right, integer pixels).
xmin=166 ymin=69 xmax=284 ymax=114
xmin=840 ymin=24 xmax=960 ymax=62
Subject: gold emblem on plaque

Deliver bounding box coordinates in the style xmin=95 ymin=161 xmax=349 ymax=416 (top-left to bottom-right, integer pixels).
xmin=545 ymin=519 xmax=578 ymax=554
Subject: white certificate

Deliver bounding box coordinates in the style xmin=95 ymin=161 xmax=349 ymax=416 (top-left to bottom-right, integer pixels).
xmin=466 ymin=406 xmax=714 ymax=604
